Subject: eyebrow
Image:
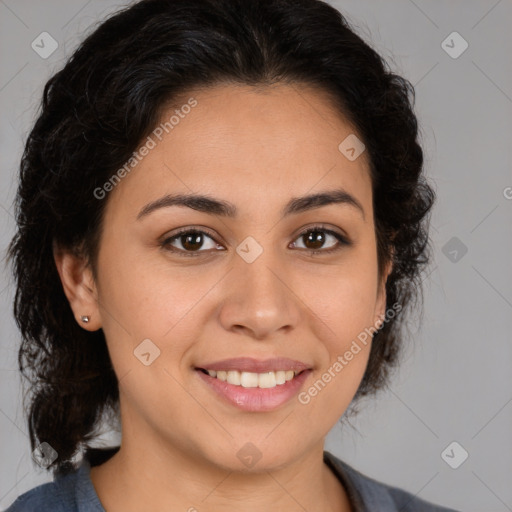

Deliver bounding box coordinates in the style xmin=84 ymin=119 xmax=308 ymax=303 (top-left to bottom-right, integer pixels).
xmin=136 ymin=188 xmax=365 ymax=221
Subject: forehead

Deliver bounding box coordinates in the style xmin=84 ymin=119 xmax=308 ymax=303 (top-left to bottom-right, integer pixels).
xmin=103 ymin=83 xmax=372 ymax=220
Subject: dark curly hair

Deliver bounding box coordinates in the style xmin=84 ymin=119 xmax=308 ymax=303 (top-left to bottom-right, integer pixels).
xmin=6 ymin=0 xmax=435 ymax=476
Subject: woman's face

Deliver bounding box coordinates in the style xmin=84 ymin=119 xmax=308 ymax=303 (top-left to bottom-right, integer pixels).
xmin=78 ymin=83 xmax=391 ymax=471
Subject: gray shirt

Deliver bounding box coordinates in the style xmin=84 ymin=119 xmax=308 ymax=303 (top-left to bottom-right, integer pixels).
xmin=5 ymin=450 xmax=459 ymax=511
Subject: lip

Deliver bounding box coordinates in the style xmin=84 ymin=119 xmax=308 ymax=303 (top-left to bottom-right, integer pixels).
xmin=196 ymin=367 xmax=312 ymax=412
xmin=195 ymin=357 xmax=311 ymax=373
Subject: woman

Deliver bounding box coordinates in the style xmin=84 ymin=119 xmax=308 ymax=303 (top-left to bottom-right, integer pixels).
xmin=5 ymin=0 xmax=458 ymax=510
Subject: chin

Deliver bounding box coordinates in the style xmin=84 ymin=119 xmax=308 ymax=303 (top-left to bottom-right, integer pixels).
xmin=201 ymin=439 xmax=308 ymax=474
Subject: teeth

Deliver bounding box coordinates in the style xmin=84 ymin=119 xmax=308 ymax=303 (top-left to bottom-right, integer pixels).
xmin=240 ymin=371 xmax=259 ymax=388
xmin=227 ymin=370 xmax=241 ymax=385
xmin=204 ymin=369 xmax=301 ymax=388
xmin=258 ymin=372 xmax=276 ymax=389
xmin=275 ymin=370 xmax=286 ymax=385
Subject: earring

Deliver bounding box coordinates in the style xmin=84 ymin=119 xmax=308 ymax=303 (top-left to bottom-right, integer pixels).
xmin=80 ymin=315 xmax=90 ymax=324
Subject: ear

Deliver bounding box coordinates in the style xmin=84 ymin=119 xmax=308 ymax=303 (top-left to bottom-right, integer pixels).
xmin=53 ymin=241 xmax=102 ymax=331
xmin=374 ymin=257 xmax=393 ymax=330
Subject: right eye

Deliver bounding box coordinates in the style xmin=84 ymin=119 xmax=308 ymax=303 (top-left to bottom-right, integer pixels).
xmin=160 ymin=228 xmax=225 ymax=257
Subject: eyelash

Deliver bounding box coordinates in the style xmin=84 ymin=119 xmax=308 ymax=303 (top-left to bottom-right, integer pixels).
xmin=160 ymin=225 xmax=351 ymax=258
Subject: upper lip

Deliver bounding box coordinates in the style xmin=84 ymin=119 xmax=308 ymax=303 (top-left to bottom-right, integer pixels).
xmin=196 ymin=357 xmax=311 ymax=373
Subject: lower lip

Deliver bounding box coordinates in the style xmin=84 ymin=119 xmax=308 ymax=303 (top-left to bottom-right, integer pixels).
xmin=195 ymin=369 xmax=312 ymax=412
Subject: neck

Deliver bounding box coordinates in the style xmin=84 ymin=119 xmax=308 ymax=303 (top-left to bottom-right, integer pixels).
xmin=89 ymin=436 xmax=352 ymax=512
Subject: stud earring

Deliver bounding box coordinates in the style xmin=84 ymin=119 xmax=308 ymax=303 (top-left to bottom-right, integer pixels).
xmin=80 ymin=315 xmax=90 ymax=323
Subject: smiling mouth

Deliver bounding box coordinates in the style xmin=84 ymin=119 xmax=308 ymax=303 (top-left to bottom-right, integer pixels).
xmin=196 ymin=368 xmax=306 ymax=389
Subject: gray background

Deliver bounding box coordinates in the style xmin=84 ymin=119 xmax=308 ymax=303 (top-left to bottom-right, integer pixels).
xmin=1 ymin=1 xmax=511 ymax=511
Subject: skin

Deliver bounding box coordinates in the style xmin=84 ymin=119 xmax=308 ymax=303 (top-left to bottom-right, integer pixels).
xmin=54 ymin=83 xmax=392 ymax=512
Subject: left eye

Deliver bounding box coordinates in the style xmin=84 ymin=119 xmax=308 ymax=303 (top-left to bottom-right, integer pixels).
xmin=291 ymin=228 xmax=347 ymax=253
xmin=161 ymin=226 xmax=349 ymax=256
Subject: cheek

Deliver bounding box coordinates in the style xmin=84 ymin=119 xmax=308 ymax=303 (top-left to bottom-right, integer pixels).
xmin=293 ymin=272 xmax=376 ymax=430
xmin=97 ymin=243 xmax=210 ymax=333
xmin=94 ymin=255 xmax=210 ymax=421
xmin=307 ymin=274 xmax=375 ymax=385
xmin=299 ymin=259 xmax=379 ymax=349
xmin=294 ymin=343 xmax=371 ymax=441
xmin=292 ymin=257 xmax=377 ymax=412
xmin=94 ymin=242 xmax=215 ymax=383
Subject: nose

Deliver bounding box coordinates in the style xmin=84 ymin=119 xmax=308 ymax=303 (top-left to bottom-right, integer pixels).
xmin=217 ymin=247 xmax=302 ymax=340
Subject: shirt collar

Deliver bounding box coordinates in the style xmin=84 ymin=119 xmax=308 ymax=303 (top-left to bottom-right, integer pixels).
xmin=323 ymin=450 xmax=396 ymax=511
xmin=75 ymin=457 xmax=106 ymax=512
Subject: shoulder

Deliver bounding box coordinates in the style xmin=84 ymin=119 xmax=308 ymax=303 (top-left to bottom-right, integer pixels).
xmin=3 ymin=479 xmax=74 ymax=512
xmin=3 ymin=459 xmax=99 ymax=512
xmin=324 ymin=450 xmax=460 ymax=512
